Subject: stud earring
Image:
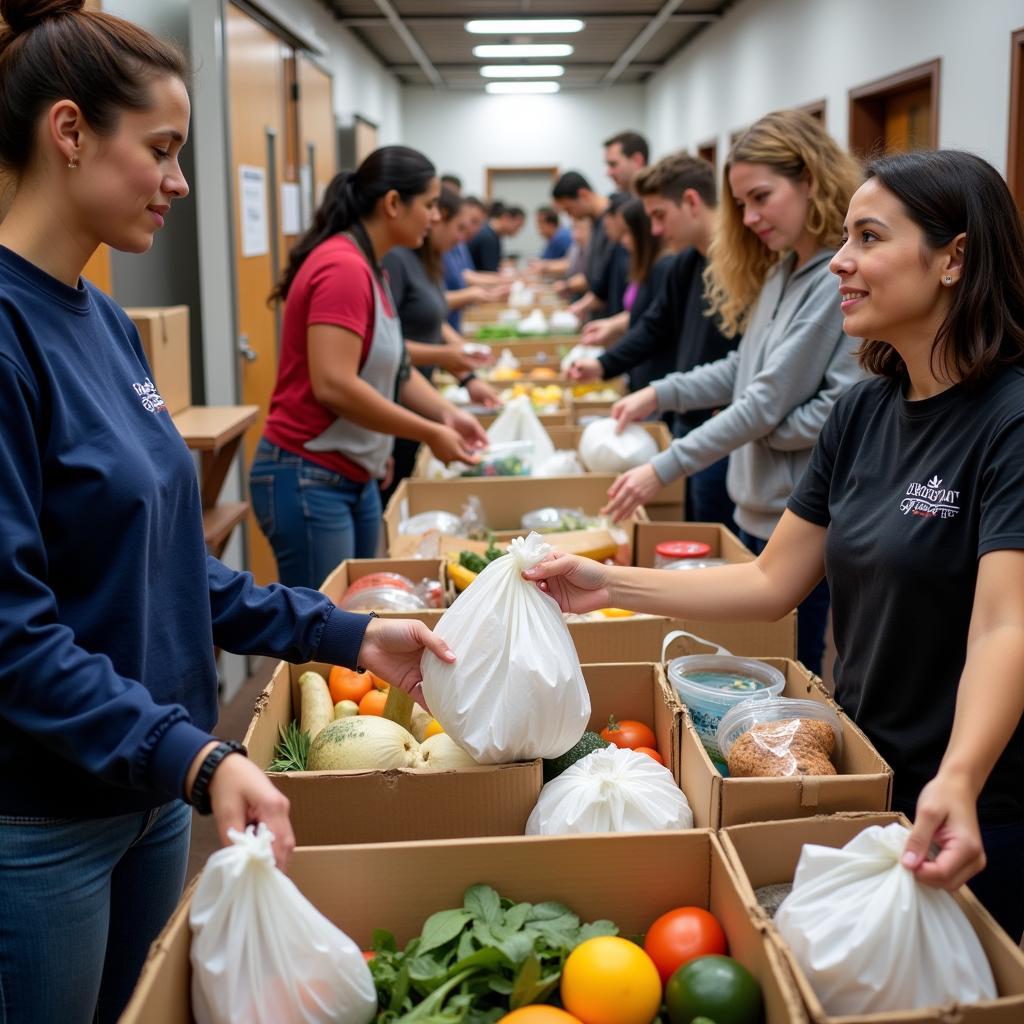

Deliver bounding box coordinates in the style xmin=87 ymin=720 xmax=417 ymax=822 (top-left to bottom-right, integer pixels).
xmin=943 ymin=275 xmax=953 ymax=285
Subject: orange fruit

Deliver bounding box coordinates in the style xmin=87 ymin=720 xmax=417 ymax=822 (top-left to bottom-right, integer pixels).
xmin=358 ymin=689 xmax=389 ymax=716
xmin=502 ymin=1009 xmax=582 ymax=1023
xmin=328 ymin=666 xmax=373 ymax=705
xmin=634 ymin=746 xmax=664 ymax=765
xmin=423 ymin=718 xmax=445 ymax=739
xmin=370 ymin=672 xmax=390 ymax=691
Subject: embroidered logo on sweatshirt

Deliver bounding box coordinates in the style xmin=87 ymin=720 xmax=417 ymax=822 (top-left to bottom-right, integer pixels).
xmin=899 ymin=475 xmax=960 ymax=519
xmin=132 ymin=377 xmax=167 ymax=414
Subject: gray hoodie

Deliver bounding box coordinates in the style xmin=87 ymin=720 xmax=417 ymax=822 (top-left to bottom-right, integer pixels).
xmin=650 ymin=248 xmax=864 ymax=539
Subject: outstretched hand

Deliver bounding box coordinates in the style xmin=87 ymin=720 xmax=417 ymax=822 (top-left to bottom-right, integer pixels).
xmin=358 ymin=617 xmax=455 ymax=708
xmin=521 ymin=551 xmax=614 ymax=614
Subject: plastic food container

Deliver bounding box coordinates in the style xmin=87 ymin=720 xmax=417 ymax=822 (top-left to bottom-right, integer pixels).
xmin=717 ymin=697 xmax=843 ymax=767
xmin=520 ymin=506 xmax=597 ymax=533
xmin=460 ymin=440 xmax=533 ymax=478
xmin=398 ymin=511 xmax=464 ymax=536
xmin=339 ymin=573 xmax=444 ymax=612
xmin=661 ymin=557 xmax=730 ymax=571
xmin=654 ymin=540 xmax=712 ymax=568
xmin=666 ymin=655 xmax=786 ymax=769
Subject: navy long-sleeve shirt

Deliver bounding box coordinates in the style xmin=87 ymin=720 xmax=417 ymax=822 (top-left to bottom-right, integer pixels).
xmin=0 ymin=246 xmax=369 ymax=818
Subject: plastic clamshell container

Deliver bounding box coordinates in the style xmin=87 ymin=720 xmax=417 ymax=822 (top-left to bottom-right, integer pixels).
xmin=398 ymin=510 xmax=464 ymax=536
xmin=716 ymin=696 xmax=844 ymax=764
xmin=666 ymin=655 xmax=786 ymax=767
xmin=661 ymin=557 xmax=731 ymax=571
xmin=520 ymin=506 xmax=597 ymax=532
xmin=460 ymin=440 xmax=534 ymax=478
xmin=338 ymin=586 xmax=427 ymax=613
xmin=654 ymin=540 xmax=712 ymax=568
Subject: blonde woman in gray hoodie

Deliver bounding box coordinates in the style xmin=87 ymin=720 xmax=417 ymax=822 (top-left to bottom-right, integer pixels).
xmin=605 ymin=110 xmax=863 ymax=673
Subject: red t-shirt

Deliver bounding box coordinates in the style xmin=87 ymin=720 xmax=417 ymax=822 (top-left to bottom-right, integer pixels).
xmin=264 ymin=235 xmax=395 ymax=481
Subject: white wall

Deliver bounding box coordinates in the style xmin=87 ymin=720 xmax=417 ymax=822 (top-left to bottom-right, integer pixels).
xmin=646 ymin=0 xmax=1024 ymax=173
xmin=399 ymin=86 xmax=648 ymax=197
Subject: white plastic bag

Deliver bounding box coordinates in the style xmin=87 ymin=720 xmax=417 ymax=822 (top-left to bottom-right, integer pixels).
xmin=486 ymin=394 xmax=556 ymax=464
xmin=774 ymin=823 xmax=997 ymax=1015
xmin=420 ymin=532 xmax=590 ymax=762
xmin=533 ymin=449 xmax=584 ymax=477
xmin=578 ymin=417 xmax=659 ymax=473
xmin=526 ymin=747 xmax=693 ymax=835
xmin=518 ymin=308 xmax=549 ymax=334
xmin=560 ymin=344 xmax=604 ymax=374
xmin=190 ymin=825 xmax=378 ymax=1024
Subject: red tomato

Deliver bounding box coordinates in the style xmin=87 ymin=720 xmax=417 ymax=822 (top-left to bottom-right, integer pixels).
xmin=644 ymin=907 xmax=728 ymax=984
xmin=634 ymin=746 xmax=664 ymax=765
xmin=601 ymin=716 xmax=657 ymax=750
xmin=362 ymin=951 xmax=376 ymax=963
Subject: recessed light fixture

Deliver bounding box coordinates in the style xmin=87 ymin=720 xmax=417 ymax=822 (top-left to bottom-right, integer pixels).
xmin=480 ymin=65 xmax=565 ymax=79
xmin=485 ymin=81 xmax=561 ymax=95
xmin=473 ymin=43 xmax=573 ymax=59
xmin=466 ymin=19 xmax=585 ymax=35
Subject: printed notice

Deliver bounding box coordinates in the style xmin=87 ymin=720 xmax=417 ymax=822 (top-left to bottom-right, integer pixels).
xmin=281 ymin=182 xmax=302 ymax=236
xmin=239 ymin=165 xmax=269 ymax=257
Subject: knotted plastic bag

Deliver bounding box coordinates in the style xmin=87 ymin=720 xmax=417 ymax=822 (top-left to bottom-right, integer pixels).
xmin=774 ymin=823 xmax=997 ymax=1015
xmin=486 ymin=394 xmax=556 ymax=464
xmin=420 ymin=532 xmax=590 ymax=763
xmin=190 ymin=824 xmax=377 ymax=1024
xmin=578 ymin=417 xmax=658 ymax=473
xmin=526 ymin=746 xmax=693 ymax=834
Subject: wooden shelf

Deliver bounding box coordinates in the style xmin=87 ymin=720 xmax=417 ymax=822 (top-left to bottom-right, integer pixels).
xmin=172 ymin=404 xmax=259 ymax=451
xmin=202 ymin=502 xmax=250 ymax=556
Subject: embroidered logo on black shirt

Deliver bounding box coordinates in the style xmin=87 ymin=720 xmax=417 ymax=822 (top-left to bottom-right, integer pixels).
xmin=900 ymin=475 xmax=961 ymax=518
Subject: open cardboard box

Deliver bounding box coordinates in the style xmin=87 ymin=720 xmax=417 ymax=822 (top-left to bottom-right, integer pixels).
xmin=243 ymin=659 xmax=542 ymax=846
xmin=121 ymin=830 xmax=808 ymax=1024
xmin=383 ymin=476 xmax=646 ymax=560
xmin=671 ymin=649 xmax=892 ymax=829
xmin=719 ymin=812 xmax=1024 ymax=1024
xmin=319 ymin=558 xmax=450 ymax=625
xmin=476 ymin=406 xmax=571 ymax=428
xmin=124 ymin=305 xmax=191 ymax=416
xmin=637 ymin=523 xmax=798 ymax=657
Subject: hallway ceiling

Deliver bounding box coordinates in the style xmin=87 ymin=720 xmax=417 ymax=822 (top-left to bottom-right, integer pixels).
xmin=320 ymin=0 xmax=734 ymax=89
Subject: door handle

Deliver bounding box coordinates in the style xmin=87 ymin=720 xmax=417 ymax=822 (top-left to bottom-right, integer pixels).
xmin=238 ymin=334 xmax=258 ymax=362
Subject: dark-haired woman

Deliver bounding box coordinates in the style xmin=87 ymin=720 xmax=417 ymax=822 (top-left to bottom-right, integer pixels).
xmin=0 ymin=5 xmax=458 ymax=1019
xmin=524 ymin=149 xmax=1024 ymax=941
xmin=251 ymin=153 xmax=488 ymax=586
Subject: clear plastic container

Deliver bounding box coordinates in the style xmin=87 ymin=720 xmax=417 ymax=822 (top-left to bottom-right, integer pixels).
xmin=520 ymin=506 xmax=597 ymax=533
xmin=666 ymin=655 xmax=786 ymax=769
xmin=398 ymin=510 xmax=464 ymax=536
xmin=460 ymin=440 xmax=534 ymax=478
xmin=717 ymin=697 xmax=843 ymax=778
xmin=338 ymin=587 xmax=426 ymax=613
xmin=654 ymin=540 xmax=712 ymax=568
xmin=661 ymin=557 xmax=730 ymax=571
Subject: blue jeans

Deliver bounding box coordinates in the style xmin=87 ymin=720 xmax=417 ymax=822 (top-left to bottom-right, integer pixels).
xmin=250 ymin=439 xmax=382 ymax=588
xmin=0 ymin=800 xmax=191 ymax=1024
xmin=739 ymin=528 xmax=830 ymax=676
xmin=686 ymin=456 xmax=737 ymax=535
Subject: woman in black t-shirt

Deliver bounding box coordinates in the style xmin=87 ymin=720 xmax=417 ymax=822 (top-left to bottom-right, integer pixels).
xmin=521 ymin=150 xmax=1024 ymax=941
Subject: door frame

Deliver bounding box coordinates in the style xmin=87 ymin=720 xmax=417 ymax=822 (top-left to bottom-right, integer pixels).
xmin=1008 ymin=28 xmax=1024 ymax=210
xmin=848 ymin=58 xmax=941 ymax=156
xmin=485 ymin=165 xmax=560 ymax=201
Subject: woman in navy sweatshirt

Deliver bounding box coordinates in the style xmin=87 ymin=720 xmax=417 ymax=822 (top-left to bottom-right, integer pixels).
xmin=0 ymin=4 xmax=453 ymax=1021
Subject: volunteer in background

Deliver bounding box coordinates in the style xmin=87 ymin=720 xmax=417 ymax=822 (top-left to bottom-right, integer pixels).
xmin=604 ymin=129 xmax=650 ymax=192
xmin=467 ymin=199 xmax=523 ymax=272
xmin=569 ymin=152 xmax=739 ymax=530
xmin=253 ymin=149 xmax=487 ymax=585
xmin=603 ymin=111 xmax=864 ymax=674
xmin=526 ymin=148 xmax=1024 ymax=942
xmin=536 ymin=205 xmax=572 ymax=260
xmin=440 ymin=172 xmax=462 ymax=194
xmin=551 ymin=170 xmax=611 ymax=300
xmin=577 ymin=191 xmax=631 ymax=321
xmin=0 ymin=3 xmax=458 ymax=1021
xmin=382 ymin=187 xmax=501 ymax=503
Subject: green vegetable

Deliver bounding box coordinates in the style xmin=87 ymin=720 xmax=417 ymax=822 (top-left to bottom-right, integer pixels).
xmin=542 ymin=732 xmax=612 ymax=783
xmin=459 ymin=545 xmax=504 ymax=575
xmin=268 ymin=721 xmax=309 ymax=772
xmin=665 ymin=955 xmax=762 ymax=1024
xmin=369 ymin=884 xmax=618 ymax=1022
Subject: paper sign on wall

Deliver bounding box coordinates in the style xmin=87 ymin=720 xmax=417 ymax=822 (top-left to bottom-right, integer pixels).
xmin=239 ymin=164 xmax=269 ymax=258
xmin=299 ymin=165 xmax=313 ymax=229
xmin=281 ymin=182 xmax=302 ymax=236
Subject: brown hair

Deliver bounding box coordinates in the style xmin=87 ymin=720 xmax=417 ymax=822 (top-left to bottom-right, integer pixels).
xmin=858 ymin=150 xmax=1024 ymax=388
xmin=0 ymin=0 xmax=188 ymax=175
xmin=635 ymin=151 xmax=717 ymax=207
xmin=620 ymin=197 xmax=663 ymax=283
xmin=416 ymin=186 xmax=462 ymax=282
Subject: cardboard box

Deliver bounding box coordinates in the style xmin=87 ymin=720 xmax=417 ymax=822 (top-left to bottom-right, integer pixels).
xmin=476 ymin=406 xmax=571 ymax=428
xmin=638 ymin=523 xmax=798 ymax=658
xmin=243 ymin=660 xmax=543 ymax=845
xmin=123 ymin=305 xmax=191 ymax=415
xmin=121 ymin=831 xmax=808 ymax=1024
xmin=719 ymin=813 xmax=1024 ymax=1023
xmin=383 ymin=476 xmax=646 ymax=559
xmin=675 ymin=655 xmax=892 ymax=829
xmin=319 ymin=558 xmax=451 ymax=615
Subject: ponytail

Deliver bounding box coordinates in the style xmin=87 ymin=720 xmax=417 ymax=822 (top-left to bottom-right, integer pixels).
xmin=272 ymin=145 xmax=435 ymax=301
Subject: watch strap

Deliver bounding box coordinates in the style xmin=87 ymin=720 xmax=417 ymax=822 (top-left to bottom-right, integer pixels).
xmin=188 ymin=740 xmax=247 ymax=815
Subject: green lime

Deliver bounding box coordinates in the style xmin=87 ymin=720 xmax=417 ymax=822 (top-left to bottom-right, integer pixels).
xmin=664 ymin=955 xmax=762 ymax=1024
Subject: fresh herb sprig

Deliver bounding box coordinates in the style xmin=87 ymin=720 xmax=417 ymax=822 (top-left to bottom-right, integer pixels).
xmin=268 ymin=721 xmax=309 ymax=772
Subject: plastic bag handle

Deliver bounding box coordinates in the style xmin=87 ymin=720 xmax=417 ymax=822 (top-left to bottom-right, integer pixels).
xmin=661 ymin=628 xmax=732 ymax=663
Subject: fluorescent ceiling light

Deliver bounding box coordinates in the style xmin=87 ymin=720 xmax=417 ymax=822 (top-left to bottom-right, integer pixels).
xmin=485 ymin=81 xmax=561 ymax=95
xmin=466 ymin=19 xmax=585 ymax=35
xmin=473 ymin=43 xmax=573 ymax=59
xmin=480 ymin=65 xmax=564 ymax=79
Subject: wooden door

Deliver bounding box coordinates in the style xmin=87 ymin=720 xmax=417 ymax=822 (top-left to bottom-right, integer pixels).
xmin=225 ymin=2 xmax=288 ymax=585
xmin=882 ymin=84 xmax=932 ymax=152
xmin=297 ymin=55 xmax=337 ymax=218
xmin=354 ymin=117 xmax=379 ymax=165
xmin=1008 ymin=28 xmax=1024 ymax=211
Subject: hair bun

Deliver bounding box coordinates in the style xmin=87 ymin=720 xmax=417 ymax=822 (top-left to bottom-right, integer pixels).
xmin=1 ymin=0 xmax=83 ymax=35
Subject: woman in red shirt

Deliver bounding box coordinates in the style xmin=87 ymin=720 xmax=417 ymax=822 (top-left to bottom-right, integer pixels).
xmin=252 ymin=147 xmax=486 ymax=586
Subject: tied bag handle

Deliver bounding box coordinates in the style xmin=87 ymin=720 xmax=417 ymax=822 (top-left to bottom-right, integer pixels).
xmin=661 ymin=628 xmax=732 ymax=664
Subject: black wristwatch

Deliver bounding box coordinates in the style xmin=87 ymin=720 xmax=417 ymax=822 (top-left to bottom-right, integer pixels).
xmin=458 ymin=371 xmax=477 ymax=388
xmin=188 ymin=740 xmax=247 ymax=815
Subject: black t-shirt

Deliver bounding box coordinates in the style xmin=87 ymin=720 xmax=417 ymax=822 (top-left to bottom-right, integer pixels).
xmin=381 ymin=247 xmax=447 ymax=346
xmin=592 ymin=244 xmax=629 ymax=316
xmin=585 ymin=212 xmax=612 ymax=290
xmin=467 ymin=223 xmax=502 ymax=272
xmin=789 ymin=369 xmax=1024 ymax=822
